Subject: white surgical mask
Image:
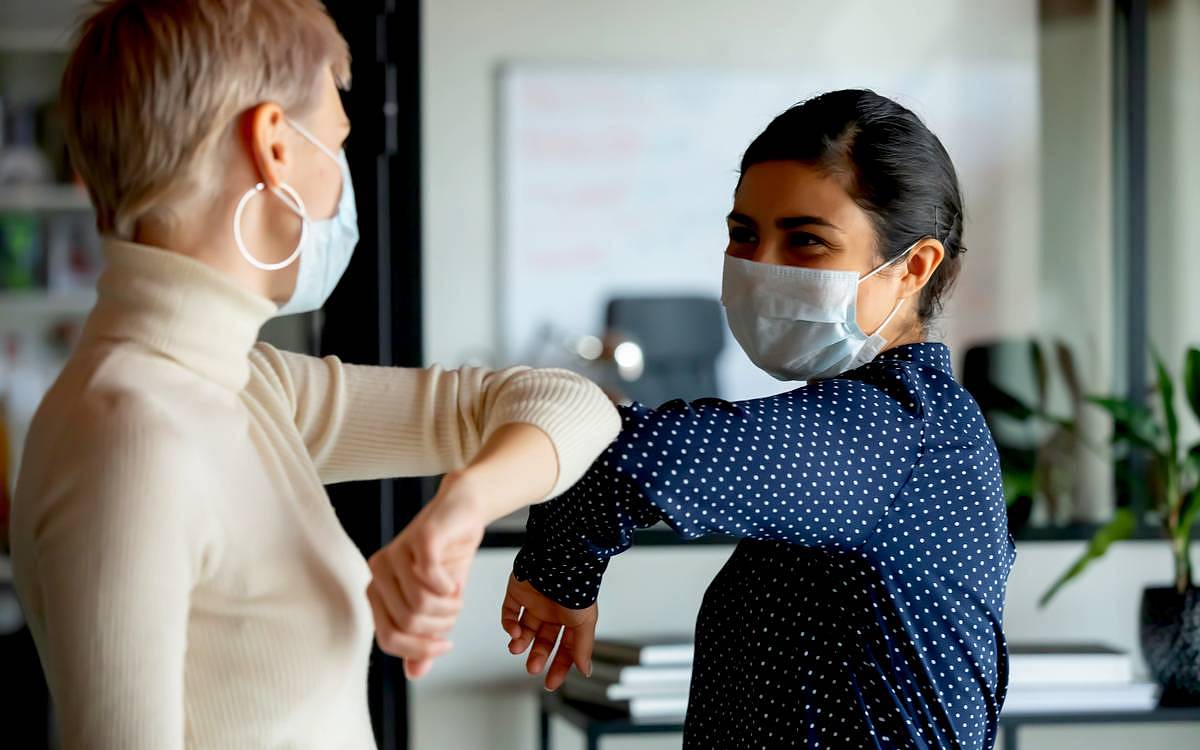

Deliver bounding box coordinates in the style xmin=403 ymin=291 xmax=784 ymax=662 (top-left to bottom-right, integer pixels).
xmin=721 ymin=245 xmax=913 ymax=382
xmin=232 ymin=118 xmax=359 ymax=316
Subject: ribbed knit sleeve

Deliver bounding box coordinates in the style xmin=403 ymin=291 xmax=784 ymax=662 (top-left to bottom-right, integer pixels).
xmin=248 ymin=345 xmax=620 ymax=497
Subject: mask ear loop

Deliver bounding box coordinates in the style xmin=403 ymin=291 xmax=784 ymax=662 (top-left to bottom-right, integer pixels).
xmin=233 ymin=181 xmax=309 ymax=271
xmin=858 ymin=239 xmax=921 ymax=336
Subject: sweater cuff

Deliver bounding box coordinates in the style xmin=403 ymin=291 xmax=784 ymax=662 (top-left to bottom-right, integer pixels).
xmin=487 ymin=368 xmax=620 ymax=499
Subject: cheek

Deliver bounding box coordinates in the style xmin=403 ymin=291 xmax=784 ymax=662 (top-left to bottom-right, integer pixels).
xmin=854 ymin=285 xmax=893 ymax=331
xmin=299 ymin=158 xmax=343 ymax=220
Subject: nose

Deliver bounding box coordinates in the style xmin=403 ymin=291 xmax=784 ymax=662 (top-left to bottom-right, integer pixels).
xmin=726 ymin=243 xmax=773 ymax=264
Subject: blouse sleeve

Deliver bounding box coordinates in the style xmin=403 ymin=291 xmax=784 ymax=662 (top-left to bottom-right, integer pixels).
xmin=514 ymin=371 xmax=926 ymax=608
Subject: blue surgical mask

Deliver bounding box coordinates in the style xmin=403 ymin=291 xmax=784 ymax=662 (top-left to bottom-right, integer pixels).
xmin=232 ymin=117 xmax=359 ymax=316
xmin=720 ymin=244 xmax=914 ymax=382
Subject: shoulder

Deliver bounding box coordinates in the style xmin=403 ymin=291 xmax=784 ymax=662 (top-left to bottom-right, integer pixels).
xmin=22 ymin=349 xmax=211 ymax=500
xmin=743 ymin=375 xmax=926 ymax=426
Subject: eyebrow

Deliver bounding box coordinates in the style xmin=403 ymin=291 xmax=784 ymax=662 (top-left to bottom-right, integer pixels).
xmin=727 ymin=212 xmax=842 ymax=232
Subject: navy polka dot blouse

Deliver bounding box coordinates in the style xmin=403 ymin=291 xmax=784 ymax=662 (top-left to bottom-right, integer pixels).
xmin=515 ymin=343 xmax=1016 ymax=749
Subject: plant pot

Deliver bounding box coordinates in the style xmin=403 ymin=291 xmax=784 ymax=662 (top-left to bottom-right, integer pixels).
xmin=1139 ymin=586 xmax=1200 ymax=705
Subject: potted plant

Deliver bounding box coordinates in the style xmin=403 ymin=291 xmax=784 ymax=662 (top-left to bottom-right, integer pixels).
xmin=1040 ymin=348 xmax=1200 ymax=704
xmin=964 ymin=340 xmax=1087 ymax=532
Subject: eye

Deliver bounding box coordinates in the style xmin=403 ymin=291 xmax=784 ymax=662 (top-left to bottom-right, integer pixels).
xmin=728 ymin=225 xmax=757 ymax=244
xmin=787 ymin=232 xmax=825 ymax=248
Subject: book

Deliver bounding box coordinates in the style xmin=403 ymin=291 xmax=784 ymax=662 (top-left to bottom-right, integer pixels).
xmin=588 ymin=661 xmax=692 ymax=686
xmin=1007 ymin=643 xmax=1133 ymax=686
xmin=1002 ymin=683 xmax=1159 ymax=715
xmin=563 ymin=671 xmax=691 ymax=702
xmin=592 ymin=636 xmax=695 ymax=666
xmin=562 ymin=682 xmax=690 ymax=720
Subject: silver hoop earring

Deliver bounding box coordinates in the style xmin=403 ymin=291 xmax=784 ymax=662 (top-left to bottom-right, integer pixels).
xmin=233 ymin=181 xmax=309 ymax=271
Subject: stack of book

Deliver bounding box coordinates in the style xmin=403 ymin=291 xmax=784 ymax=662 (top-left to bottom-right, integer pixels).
xmin=563 ymin=638 xmax=1160 ymax=718
xmin=1003 ymin=643 xmax=1158 ymax=714
xmin=563 ymin=636 xmax=693 ymax=720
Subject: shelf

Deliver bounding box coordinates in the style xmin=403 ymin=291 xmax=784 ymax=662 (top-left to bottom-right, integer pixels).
xmin=481 ymin=520 xmax=1200 ymax=549
xmin=0 ymin=29 xmax=72 ymax=53
xmin=0 ymin=289 xmax=96 ymax=323
xmin=0 ymin=184 xmax=92 ymax=213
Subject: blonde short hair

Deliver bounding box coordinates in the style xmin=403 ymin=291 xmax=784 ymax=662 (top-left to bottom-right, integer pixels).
xmin=61 ymin=0 xmax=350 ymax=239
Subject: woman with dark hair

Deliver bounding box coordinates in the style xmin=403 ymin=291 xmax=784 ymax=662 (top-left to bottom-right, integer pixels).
xmin=499 ymin=89 xmax=1016 ymax=749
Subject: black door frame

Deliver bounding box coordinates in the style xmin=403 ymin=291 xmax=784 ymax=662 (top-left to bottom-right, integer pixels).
xmin=321 ymin=2 xmax=423 ymax=749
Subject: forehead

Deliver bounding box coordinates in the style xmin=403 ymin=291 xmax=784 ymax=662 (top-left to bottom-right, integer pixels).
xmin=734 ymin=161 xmax=872 ymax=232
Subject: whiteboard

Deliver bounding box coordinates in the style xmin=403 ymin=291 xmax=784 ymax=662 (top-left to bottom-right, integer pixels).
xmin=498 ymin=64 xmax=1039 ymax=401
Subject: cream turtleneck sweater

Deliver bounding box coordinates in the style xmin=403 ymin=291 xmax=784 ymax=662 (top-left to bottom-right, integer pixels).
xmin=10 ymin=240 xmax=620 ymax=749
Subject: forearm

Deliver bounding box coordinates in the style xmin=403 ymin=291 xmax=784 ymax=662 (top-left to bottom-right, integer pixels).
xmin=512 ymin=447 xmax=664 ymax=609
xmin=450 ymin=423 xmax=559 ymax=524
xmin=251 ymin=347 xmax=620 ymax=489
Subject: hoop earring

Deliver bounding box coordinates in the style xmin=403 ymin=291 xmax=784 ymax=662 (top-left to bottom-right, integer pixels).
xmin=233 ymin=181 xmax=309 ymax=271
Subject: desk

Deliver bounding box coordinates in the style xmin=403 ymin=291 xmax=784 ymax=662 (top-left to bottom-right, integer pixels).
xmin=539 ymin=691 xmax=1200 ymax=750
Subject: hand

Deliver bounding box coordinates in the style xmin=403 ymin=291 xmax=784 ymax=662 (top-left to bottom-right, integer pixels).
xmin=367 ymin=471 xmax=486 ymax=679
xmin=501 ymin=573 xmax=598 ymax=691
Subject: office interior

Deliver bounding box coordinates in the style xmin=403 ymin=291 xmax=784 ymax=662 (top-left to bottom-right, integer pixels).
xmin=1 ymin=1 xmax=1199 ymax=748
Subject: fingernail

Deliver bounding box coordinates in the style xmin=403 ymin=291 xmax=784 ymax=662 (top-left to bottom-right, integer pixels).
xmin=586 ymin=661 xmax=593 ymax=678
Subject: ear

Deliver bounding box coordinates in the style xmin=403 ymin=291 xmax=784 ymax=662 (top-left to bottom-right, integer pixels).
xmin=898 ymin=239 xmax=946 ymax=299
xmin=244 ymin=102 xmax=290 ymax=189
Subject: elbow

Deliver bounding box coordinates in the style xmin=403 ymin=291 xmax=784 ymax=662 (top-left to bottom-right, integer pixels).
xmin=506 ymin=368 xmax=620 ymax=499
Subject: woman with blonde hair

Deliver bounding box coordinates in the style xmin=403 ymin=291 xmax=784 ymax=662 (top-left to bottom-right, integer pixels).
xmin=9 ymin=2 xmax=619 ymax=748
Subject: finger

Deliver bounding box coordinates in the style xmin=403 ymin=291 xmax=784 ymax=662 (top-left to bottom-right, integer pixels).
xmin=394 ymin=560 xmax=465 ymax=618
xmin=367 ymin=587 xmax=454 ymax=660
xmin=526 ymin=620 xmax=562 ymax=675
xmin=569 ymin=621 xmax=596 ymax=677
xmin=501 ymin=596 xmax=524 ymax=640
xmin=406 ymin=534 xmax=460 ymax=596
xmin=378 ymin=629 xmax=455 ymax=661
xmin=545 ymin=628 xmax=576 ymax=691
xmin=370 ymin=572 xmax=462 ymax=639
xmin=412 ymin=558 xmax=458 ymax=597
xmin=405 ymin=657 xmax=433 ymax=680
xmin=510 ymin=610 xmax=543 ymax=655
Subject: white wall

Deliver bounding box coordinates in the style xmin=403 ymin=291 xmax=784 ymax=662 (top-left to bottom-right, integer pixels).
xmin=418 ymin=1 xmax=1200 ymax=748
xmin=421 ymin=0 xmax=1042 ymax=369
xmin=1038 ymin=0 xmax=1115 ymax=523
xmin=1148 ymin=0 xmax=1200 ymax=449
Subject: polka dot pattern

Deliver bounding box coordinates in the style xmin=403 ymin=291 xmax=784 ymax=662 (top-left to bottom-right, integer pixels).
xmin=516 ymin=343 xmax=1016 ymax=748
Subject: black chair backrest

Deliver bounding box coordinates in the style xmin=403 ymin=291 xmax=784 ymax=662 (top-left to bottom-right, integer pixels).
xmin=605 ymin=296 xmax=725 ymax=407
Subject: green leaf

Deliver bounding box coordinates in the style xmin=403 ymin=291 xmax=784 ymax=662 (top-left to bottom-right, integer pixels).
xmin=1001 ymin=467 xmax=1035 ymax=507
xmin=1178 ymin=488 xmax=1200 ymax=546
xmin=1054 ymin=340 xmax=1083 ymax=402
xmin=1039 ymin=509 xmax=1137 ymax=607
xmin=987 ymin=385 xmax=1036 ymax=421
xmin=1088 ymin=396 xmax=1162 ymax=453
xmin=1031 ymin=341 xmax=1049 ymax=414
xmin=1154 ymin=350 xmax=1180 ymax=464
xmin=1180 ymin=445 xmax=1200 ymax=543
xmin=1185 ymin=348 xmax=1200 ymax=423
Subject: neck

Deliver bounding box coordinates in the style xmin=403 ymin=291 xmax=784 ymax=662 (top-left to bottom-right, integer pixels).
xmin=85 ymin=239 xmax=278 ymax=391
xmin=132 ymin=189 xmax=299 ymax=306
xmin=880 ymin=316 xmax=926 ymax=352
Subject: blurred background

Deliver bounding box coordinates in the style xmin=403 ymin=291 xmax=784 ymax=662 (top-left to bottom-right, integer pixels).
xmin=1 ymin=0 xmax=1199 ymax=748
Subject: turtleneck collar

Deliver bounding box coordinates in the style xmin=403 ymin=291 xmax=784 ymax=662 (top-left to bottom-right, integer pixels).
xmin=82 ymin=239 xmax=278 ymax=391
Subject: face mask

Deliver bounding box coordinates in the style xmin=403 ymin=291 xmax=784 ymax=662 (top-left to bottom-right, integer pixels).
xmin=233 ymin=118 xmax=359 ymax=316
xmin=721 ymin=245 xmax=913 ymax=382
